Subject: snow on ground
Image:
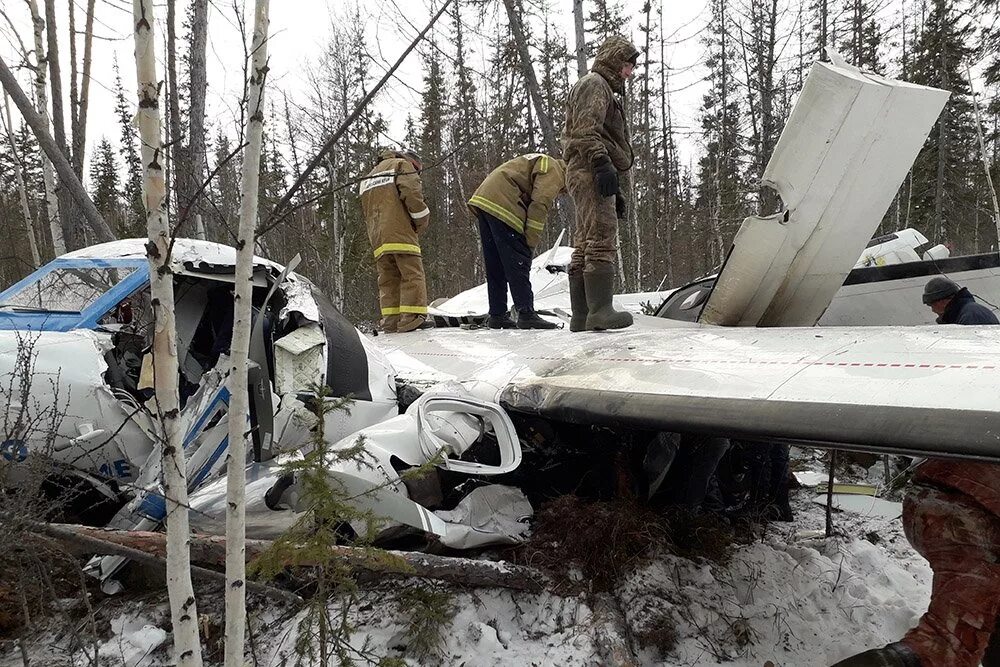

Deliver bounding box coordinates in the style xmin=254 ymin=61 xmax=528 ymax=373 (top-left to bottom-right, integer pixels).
xmin=1 ymin=455 xmax=932 ymax=666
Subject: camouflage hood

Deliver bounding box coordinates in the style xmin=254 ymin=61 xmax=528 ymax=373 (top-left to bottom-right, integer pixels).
xmin=591 ymin=36 xmax=639 ymax=94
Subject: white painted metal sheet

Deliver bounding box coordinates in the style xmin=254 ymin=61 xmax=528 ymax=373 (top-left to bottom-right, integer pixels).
xmin=380 ymin=323 xmax=1000 ymax=458
xmin=701 ymin=60 xmax=950 ymax=327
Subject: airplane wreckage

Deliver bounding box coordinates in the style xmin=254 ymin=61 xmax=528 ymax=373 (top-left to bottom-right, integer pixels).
xmin=2 ymin=59 xmax=1000 ymax=592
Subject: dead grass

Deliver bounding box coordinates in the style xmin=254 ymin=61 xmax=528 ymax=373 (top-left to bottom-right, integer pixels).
xmin=516 ymin=495 xmax=746 ymax=594
xmin=634 ymin=611 xmax=680 ymax=658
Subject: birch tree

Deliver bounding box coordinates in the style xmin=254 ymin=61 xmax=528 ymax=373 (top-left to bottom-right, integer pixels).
xmin=225 ymin=1 xmax=270 ymax=662
xmin=132 ymin=0 xmax=203 ymax=663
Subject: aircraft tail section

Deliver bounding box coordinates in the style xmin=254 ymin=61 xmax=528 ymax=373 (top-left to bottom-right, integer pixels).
xmin=700 ymin=55 xmax=950 ymax=327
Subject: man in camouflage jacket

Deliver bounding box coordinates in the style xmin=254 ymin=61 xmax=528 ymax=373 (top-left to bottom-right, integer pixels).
xmin=468 ymin=153 xmax=566 ymax=329
xmin=561 ymin=35 xmax=639 ymax=331
xmin=359 ymin=148 xmax=431 ymax=333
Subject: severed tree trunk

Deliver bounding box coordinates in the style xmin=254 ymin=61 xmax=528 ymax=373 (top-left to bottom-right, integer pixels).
xmin=225 ymin=1 xmax=270 ymax=664
xmin=26 ymin=0 xmax=63 ymax=255
xmin=3 ymin=92 xmax=41 ymax=267
xmin=501 ymin=0 xmax=559 ymax=155
xmin=573 ymin=0 xmax=588 ymax=78
xmin=131 ymin=1 xmax=203 ymax=664
xmin=0 ymin=56 xmax=115 ymax=244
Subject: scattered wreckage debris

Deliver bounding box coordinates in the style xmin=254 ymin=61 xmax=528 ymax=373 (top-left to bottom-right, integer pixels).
xmin=0 ymin=59 xmax=995 ymax=609
xmin=0 ymin=239 xmax=535 ymax=595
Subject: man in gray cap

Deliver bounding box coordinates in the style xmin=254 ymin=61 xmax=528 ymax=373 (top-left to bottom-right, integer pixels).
xmin=922 ymin=276 xmax=998 ymax=325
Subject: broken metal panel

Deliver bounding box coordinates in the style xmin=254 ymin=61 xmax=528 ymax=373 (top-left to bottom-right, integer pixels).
xmin=190 ymin=386 xmax=527 ymax=546
xmin=434 ymin=485 xmax=532 ymax=549
xmin=0 ymin=330 xmax=153 ymax=479
xmin=700 ymin=60 xmax=950 ymax=328
xmin=273 ymin=323 xmax=326 ymax=394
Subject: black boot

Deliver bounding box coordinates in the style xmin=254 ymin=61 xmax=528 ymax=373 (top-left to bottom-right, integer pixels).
xmin=516 ymin=310 xmax=558 ymax=329
xmin=488 ymin=313 xmax=517 ymax=329
xmin=830 ymin=643 xmax=922 ymax=667
xmin=584 ymin=264 xmax=633 ymax=331
xmin=569 ymin=271 xmax=588 ymax=332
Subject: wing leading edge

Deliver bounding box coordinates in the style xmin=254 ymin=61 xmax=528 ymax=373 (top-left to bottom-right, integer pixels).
xmin=384 ymin=324 xmax=1000 ymax=460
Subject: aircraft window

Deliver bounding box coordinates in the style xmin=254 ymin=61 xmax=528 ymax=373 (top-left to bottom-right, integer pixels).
xmin=1 ymin=266 xmax=139 ymax=313
xmin=680 ymin=288 xmax=709 ymax=311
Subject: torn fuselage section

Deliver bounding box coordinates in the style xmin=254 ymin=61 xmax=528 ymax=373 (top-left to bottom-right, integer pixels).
xmin=0 ymin=239 xmax=530 ymax=579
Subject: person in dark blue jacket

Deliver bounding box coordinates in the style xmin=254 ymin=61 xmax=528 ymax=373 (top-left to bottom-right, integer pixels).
xmin=922 ymin=276 xmax=999 ymax=325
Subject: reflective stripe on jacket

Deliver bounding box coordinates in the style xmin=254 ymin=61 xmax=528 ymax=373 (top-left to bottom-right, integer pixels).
xmin=360 ymin=151 xmax=430 ymax=258
xmin=467 ymin=153 xmax=566 ymax=248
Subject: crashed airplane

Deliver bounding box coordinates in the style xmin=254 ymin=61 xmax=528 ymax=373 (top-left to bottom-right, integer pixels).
xmin=1 ymin=58 xmax=998 ymax=590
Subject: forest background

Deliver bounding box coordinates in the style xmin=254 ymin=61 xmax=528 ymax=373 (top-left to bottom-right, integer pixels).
xmin=0 ymin=0 xmax=997 ymax=324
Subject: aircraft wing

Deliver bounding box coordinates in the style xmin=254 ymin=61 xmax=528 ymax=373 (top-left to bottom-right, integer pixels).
xmin=700 ymin=57 xmax=950 ymax=327
xmin=382 ymin=322 xmax=1000 ymax=460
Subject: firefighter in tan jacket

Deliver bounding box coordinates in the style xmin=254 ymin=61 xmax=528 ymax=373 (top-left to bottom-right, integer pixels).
xmin=360 ymin=149 xmax=431 ymax=333
xmin=468 ymin=153 xmax=566 ymax=329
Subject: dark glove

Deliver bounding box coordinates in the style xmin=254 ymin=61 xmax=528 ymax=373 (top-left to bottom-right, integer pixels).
xmin=615 ymin=193 xmax=627 ymax=219
xmin=593 ymin=156 xmax=619 ymax=197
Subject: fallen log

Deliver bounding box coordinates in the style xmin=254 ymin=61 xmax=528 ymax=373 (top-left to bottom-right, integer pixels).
xmin=40 ymin=524 xmax=549 ymax=593
xmin=32 ymin=522 xmax=302 ymax=605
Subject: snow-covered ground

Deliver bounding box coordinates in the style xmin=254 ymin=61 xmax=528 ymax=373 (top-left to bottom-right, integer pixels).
xmin=1 ymin=454 xmax=931 ymax=667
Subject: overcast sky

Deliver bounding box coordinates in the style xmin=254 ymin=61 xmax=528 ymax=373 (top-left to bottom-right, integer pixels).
xmin=0 ymin=1 xmax=714 ymax=181
xmin=1 ymin=0 xmax=957 ymax=187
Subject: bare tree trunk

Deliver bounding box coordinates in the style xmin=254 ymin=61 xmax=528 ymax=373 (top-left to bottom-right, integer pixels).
xmin=68 ymin=0 xmax=79 ymax=172
xmin=166 ymin=0 xmax=187 ymax=225
xmin=325 ymin=155 xmax=345 ymax=309
xmin=501 ymin=0 xmax=559 ymax=154
xmin=820 ymin=0 xmax=829 ymax=60
xmin=967 ymin=65 xmax=1000 ymax=250
xmin=225 ymin=1 xmax=269 ymax=663
xmin=186 ymin=0 xmax=209 ymax=224
xmin=3 ymin=92 xmax=41 ymax=267
xmin=71 ymin=0 xmax=96 ymax=177
xmin=573 ymin=0 xmax=587 ymax=78
xmin=131 ymin=1 xmax=203 ymax=664
xmin=0 ymin=55 xmax=115 ymax=244
xmin=44 ymin=0 xmax=84 ymax=250
xmin=658 ymin=3 xmax=674 ymax=286
xmin=26 ymin=0 xmax=63 ymax=255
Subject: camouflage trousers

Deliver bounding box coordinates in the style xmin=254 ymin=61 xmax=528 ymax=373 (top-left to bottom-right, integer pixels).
xmin=901 ymin=483 xmax=1000 ymax=667
xmin=567 ymin=162 xmax=619 ymax=274
xmin=376 ymin=253 xmax=427 ymax=332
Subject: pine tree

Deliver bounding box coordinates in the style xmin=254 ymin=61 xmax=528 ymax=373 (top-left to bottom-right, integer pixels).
xmin=113 ymin=58 xmax=145 ymax=234
xmin=88 ymin=137 xmax=121 ymax=225
xmin=695 ymin=0 xmax=747 ymax=269
xmin=907 ymin=0 xmax=981 ymax=250
xmin=587 ymin=0 xmax=627 ymax=48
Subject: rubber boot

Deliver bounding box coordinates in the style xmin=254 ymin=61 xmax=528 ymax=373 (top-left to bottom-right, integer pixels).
xmin=830 ymin=643 xmax=922 ymax=667
xmin=488 ymin=313 xmax=517 ymax=329
xmin=584 ymin=265 xmax=633 ymax=331
xmin=516 ymin=310 xmax=557 ymax=330
xmin=569 ymin=272 xmax=588 ymax=332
